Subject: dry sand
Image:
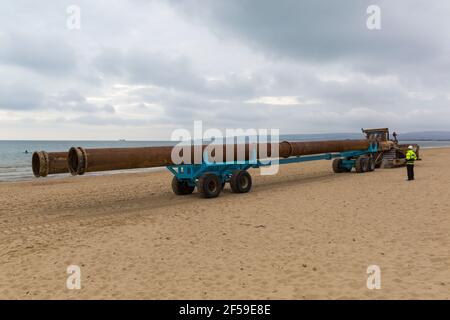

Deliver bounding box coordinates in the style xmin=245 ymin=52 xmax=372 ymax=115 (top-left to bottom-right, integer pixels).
xmin=0 ymin=148 xmax=449 ymax=299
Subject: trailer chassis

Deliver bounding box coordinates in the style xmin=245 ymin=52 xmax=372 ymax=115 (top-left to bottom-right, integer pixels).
xmin=166 ymin=143 xmax=378 ymax=198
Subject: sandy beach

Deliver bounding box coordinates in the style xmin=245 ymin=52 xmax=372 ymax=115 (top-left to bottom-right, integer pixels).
xmin=0 ymin=147 xmax=449 ymax=299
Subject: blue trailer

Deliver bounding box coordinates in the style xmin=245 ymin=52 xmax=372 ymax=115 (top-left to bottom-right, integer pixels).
xmin=166 ymin=142 xmax=379 ymax=198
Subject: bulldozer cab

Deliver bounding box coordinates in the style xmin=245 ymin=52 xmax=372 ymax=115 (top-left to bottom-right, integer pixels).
xmin=362 ymin=128 xmax=390 ymax=142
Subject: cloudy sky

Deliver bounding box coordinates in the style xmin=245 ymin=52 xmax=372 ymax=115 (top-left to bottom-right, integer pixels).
xmin=1 ymin=0 xmax=450 ymax=140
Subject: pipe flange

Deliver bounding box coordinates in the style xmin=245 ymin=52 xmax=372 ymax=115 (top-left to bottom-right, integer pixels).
xmin=78 ymin=147 xmax=87 ymax=175
xmin=280 ymin=141 xmax=293 ymax=158
xmin=32 ymin=151 xmax=49 ymax=177
xmin=68 ymin=147 xmax=87 ymax=175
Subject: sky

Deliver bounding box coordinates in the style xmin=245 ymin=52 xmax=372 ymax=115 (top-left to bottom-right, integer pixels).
xmin=1 ymin=0 xmax=450 ymax=140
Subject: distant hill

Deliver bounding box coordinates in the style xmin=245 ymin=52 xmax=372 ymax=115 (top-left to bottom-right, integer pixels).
xmin=281 ymin=133 xmax=362 ymax=141
xmin=397 ymin=131 xmax=450 ymax=141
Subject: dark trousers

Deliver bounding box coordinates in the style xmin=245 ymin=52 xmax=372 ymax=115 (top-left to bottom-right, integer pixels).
xmin=407 ymin=164 xmax=414 ymax=180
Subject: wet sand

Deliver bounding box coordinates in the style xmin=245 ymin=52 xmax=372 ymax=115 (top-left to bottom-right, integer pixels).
xmin=0 ymin=148 xmax=449 ymax=299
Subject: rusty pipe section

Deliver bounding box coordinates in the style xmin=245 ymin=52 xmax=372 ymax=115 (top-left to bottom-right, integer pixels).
xmin=68 ymin=144 xmax=260 ymax=175
xmin=68 ymin=146 xmax=175 ymax=175
xmin=67 ymin=139 xmax=370 ymax=175
xmin=279 ymin=139 xmax=370 ymax=157
xmin=32 ymin=151 xmax=69 ymax=177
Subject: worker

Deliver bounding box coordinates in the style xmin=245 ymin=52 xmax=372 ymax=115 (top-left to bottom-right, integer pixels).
xmin=392 ymin=132 xmax=398 ymax=143
xmin=406 ymin=146 xmax=417 ymax=181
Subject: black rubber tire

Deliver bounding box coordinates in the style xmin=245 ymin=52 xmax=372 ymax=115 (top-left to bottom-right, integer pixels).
xmin=197 ymin=173 xmax=222 ymax=198
xmin=171 ymin=176 xmax=195 ymax=195
xmin=230 ymin=170 xmax=252 ymax=193
xmin=355 ymin=157 xmax=365 ymax=173
xmin=332 ymin=158 xmax=344 ymax=173
xmin=367 ymin=157 xmax=376 ymax=172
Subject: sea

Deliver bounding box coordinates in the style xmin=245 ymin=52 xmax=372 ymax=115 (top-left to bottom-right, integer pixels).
xmin=1 ymin=137 xmax=449 ymax=181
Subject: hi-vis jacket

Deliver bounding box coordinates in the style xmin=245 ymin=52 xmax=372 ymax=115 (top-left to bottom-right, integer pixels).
xmin=406 ymin=150 xmax=417 ymax=165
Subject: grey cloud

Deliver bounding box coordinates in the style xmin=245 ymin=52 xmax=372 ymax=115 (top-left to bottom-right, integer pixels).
xmin=127 ymin=85 xmax=268 ymax=128
xmin=95 ymin=49 xmax=204 ymax=92
xmin=0 ymin=32 xmax=77 ymax=75
xmin=102 ymin=104 xmax=116 ymax=113
xmin=305 ymin=76 xmax=406 ymax=109
xmin=0 ymin=84 xmax=44 ymax=110
xmin=170 ymin=0 xmax=450 ymax=88
xmin=94 ymin=48 xmax=263 ymax=100
xmin=170 ymin=1 xmax=443 ymax=64
xmin=57 ymin=90 xmax=86 ymax=103
xmin=203 ymin=73 xmax=261 ymax=99
xmin=35 ymin=90 xmax=116 ymax=114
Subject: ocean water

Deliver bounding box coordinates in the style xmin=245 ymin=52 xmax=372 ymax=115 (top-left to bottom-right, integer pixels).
xmin=0 ymin=140 xmax=176 ymax=181
xmin=0 ymin=139 xmax=449 ymax=181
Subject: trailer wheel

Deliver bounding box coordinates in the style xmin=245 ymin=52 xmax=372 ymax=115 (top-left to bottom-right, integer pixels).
xmin=197 ymin=173 xmax=222 ymax=198
xmin=332 ymin=158 xmax=344 ymax=173
xmin=355 ymin=157 xmax=365 ymax=173
xmin=171 ymin=176 xmax=195 ymax=195
xmin=230 ymin=170 xmax=252 ymax=193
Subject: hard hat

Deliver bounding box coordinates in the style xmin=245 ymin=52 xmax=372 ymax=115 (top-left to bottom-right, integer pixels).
xmin=408 ymin=145 xmax=414 ymax=150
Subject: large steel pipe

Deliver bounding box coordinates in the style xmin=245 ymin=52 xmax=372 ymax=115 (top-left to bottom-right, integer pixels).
xmin=32 ymin=151 xmax=69 ymax=177
xmin=67 ymin=139 xmax=370 ymax=175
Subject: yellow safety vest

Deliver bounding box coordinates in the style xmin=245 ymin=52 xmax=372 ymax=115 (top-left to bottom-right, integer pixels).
xmin=406 ymin=150 xmax=417 ymax=165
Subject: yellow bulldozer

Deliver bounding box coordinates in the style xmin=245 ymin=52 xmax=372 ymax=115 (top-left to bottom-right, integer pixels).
xmin=362 ymin=128 xmax=420 ymax=168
